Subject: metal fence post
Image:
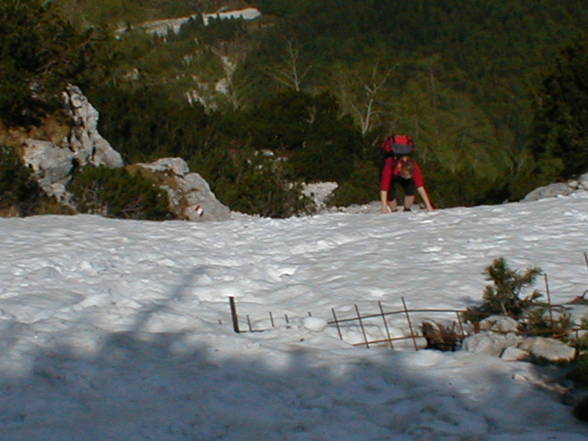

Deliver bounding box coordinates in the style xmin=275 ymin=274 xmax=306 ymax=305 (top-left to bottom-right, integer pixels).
xmin=229 ymin=296 xmax=240 ymax=333
xmin=401 ymin=297 xmax=419 ymax=351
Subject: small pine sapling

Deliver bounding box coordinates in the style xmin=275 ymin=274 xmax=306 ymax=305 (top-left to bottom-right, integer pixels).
xmin=464 ymin=257 xmax=543 ymax=324
xmin=483 ymin=257 xmax=542 ymax=317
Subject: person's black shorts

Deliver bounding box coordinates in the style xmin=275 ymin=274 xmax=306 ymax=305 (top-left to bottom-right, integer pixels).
xmin=389 ymin=176 xmax=416 ymax=199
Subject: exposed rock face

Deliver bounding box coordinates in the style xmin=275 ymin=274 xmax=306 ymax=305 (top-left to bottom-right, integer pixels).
xmin=20 ymin=86 xmax=124 ymax=206
xmin=63 ymin=85 xmax=124 ymax=169
xmin=20 ymin=140 xmax=74 ymax=205
xmin=131 ymin=158 xmax=231 ymax=222
xmin=523 ymin=172 xmax=588 ymax=201
xmin=13 ymin=87 xmax=229 ymax=221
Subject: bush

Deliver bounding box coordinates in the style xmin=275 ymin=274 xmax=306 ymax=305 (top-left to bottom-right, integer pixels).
xmin=327 ymin=160 xmax=379 ymax=207
xmin=69 ymin=166 xmax=172 ymax=220
xmin=525 ymin=307 xmax=573 ymax=338
xmin=0 ymin=145 xmax=41 ymax=215
xmin=0 ymin=0 xmax=110 ymax=126
xmin=529 ymin=34 xmax=588 ymax=180
xmin=568 ymin=353 xmax=588 ymax=388
xmin=463 ymin=257 xmax=542 ymax=324
xmin=190 ymin=147 xmax=314 ymax=218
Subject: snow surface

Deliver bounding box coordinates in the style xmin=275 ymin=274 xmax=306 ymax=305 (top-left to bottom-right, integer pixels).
xmin=1 ymin=193 xmax=588 ymax=441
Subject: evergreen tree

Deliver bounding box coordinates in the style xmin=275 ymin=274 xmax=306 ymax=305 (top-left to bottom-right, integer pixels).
xmin=529 ymin=34 xmax=588 ymax=180
xmin=0 ymin=0 xmax=109 ymax=126
xmin=0 ymin=146 xmax=40 ymax=215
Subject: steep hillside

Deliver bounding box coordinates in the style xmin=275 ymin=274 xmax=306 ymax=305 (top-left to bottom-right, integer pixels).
xmin=1 ymin=0 xmax=587 ymax=219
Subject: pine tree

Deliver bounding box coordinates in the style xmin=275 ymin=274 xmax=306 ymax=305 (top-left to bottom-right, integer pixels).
xmin=529 ymin=34 xmax=588 ymax=180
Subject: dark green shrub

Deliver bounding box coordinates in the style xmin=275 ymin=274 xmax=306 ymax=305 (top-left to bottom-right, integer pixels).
xmin=0 ymin=0 xmax=110 ymax=126
xmin=574 ymin=396 xmax=588 ymax=422
xmin=463 ymin=258 xmax=542 ymax=324
xmin=241 ymin=90 xmax=363 ymax=183
xmin=327 ymin=160 xmax=379 ymax=207
xmin=69 ymin=166 xmax=172 ymax=220
xmin=88 ymin=85 xmax=213 ymax=164
xmin=529 ymin=33 xmax=588 ymax=181
xmin=568 ymin=353 xmax=588 ymax=388
xmin=0 ymin=145 xmax=40 ymax=215
xmin=191 ymin=148 xmax=314 ymax=218
xmin=525 ymin=307 xmax=573 ymax=338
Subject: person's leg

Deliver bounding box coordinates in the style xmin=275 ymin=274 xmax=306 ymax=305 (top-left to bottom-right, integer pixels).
xmin=402 ymin=178 xmax=417 ymax=210
xmin=388 ymin=179 xmax=400 ymax=211
xmin=403 ymin=195 xmax=415 ymax=210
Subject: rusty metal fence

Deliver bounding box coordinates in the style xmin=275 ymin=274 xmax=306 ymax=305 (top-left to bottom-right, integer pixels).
xmin=228 ymin=295 xmax=472 ymax=350
xmin=227 ymin=252 xmax=588 ymax=351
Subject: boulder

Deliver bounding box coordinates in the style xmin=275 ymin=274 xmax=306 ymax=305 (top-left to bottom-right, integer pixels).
xmin=523 ymin=182 xmax=576 ymax=201
xmin=20 ymin=139 xmax=75 ymax=206
xmin=517 ymin=337 xmax=576 ymax=363
xmin=479 ymin=315 xmax=520 ymax=333
xmin=500 ymin=345 xmax=529 ymax=361
xmin=579 ymin=172 xmax=588 ymax=190
xmin=131 ymin=158 xmax=230 ymax=222
xmin=462 ymin=331 xmax=522 ymax=356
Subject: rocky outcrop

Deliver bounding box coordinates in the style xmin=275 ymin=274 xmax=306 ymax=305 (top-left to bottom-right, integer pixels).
xmin=63 ymin=85 xmax=124 ymax=169
xmin=523 ymin=173 xmax=588 ymax=201
xmin=13 ymin=87 xmax=230 ymax=221
xmin=462 ymin=314 xmax=578 ymax=363
xmin=20 ymin=86 xmax=124 ymax=206
xmin=131 ymin=158 xmax=231 ymax=222
xmin=20 ymin=139 xmax=76 ymax=205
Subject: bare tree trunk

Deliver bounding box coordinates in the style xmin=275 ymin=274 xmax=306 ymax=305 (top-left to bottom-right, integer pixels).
xmin=266 ymin=40 xmax=312 ymax=92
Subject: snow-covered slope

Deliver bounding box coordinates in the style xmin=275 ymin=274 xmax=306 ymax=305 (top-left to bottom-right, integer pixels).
xmin=1 ymin=193 xmax=588 ymax=440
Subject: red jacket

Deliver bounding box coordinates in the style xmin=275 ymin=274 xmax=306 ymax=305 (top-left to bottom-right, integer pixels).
xmin=380 ymin=157 xmax=425 ymax=191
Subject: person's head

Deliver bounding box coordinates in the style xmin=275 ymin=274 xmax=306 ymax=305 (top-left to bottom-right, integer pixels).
xmin=399 ymin=158 xmax=414 ymax=178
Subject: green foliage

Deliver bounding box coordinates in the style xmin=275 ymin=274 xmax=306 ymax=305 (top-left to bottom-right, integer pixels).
xmin=568 ymin=353 xmax=588 ymax=388
xmin=524 ymin=307 xmax=573 ymax=338
xmin=0 ymin=146 xmax=40 ymax=215
xmin=463 ymin=258 xmax=543 ymax=323
xmin=243 ymin=90 xmax=363 ymax=182
xmin=529 ymin=34 xmax=588 ymax=181
xmin=569 ymin=345 xmax=588 ymax=421
xmin=57 ymin=0 xmax=202 ymax=27
xmin=87 ymin=85 xmax=214 ymax=164
xmin=574 ymin=396 xmax=588 ymax=422
xmin=391 ymin=70 xmax=511 ymax=207
xmin=244 ymin=0 xmax=588 ymax=205
xmin=8 ymin=0 xmax=588 ymax=214
xmin=0 ymin=0 xmax=110 ymax=126
xmin=190 ymin=147 xmax=314 ymax=218
xmin=69 ymin=166 xmax=172 ymax=220
xmin=327 ymin=160 xmax=379 ymax=207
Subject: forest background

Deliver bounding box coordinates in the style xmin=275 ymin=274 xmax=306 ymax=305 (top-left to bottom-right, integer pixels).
xmin=1 ymin=0 xmax=588 ymax=218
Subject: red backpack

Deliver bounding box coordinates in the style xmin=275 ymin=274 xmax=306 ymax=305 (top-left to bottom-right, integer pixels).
xmin=381 ymin=135 xmax=415 ymax=157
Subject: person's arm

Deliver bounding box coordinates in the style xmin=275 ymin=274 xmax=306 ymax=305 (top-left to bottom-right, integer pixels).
xmin=380 ymin=190 xmax=392 ymax=213
xmin=379 ymin=157 xmax=395 ymax=213
xmin=412 ymin=163 xmax=434 ymax=211
xmin=417 ymin=186 xmax=434 ymax=211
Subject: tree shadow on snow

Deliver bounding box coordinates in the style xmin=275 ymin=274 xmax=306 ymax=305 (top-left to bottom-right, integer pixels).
xmin=0 ymin=269 xmax=586 ymax=441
